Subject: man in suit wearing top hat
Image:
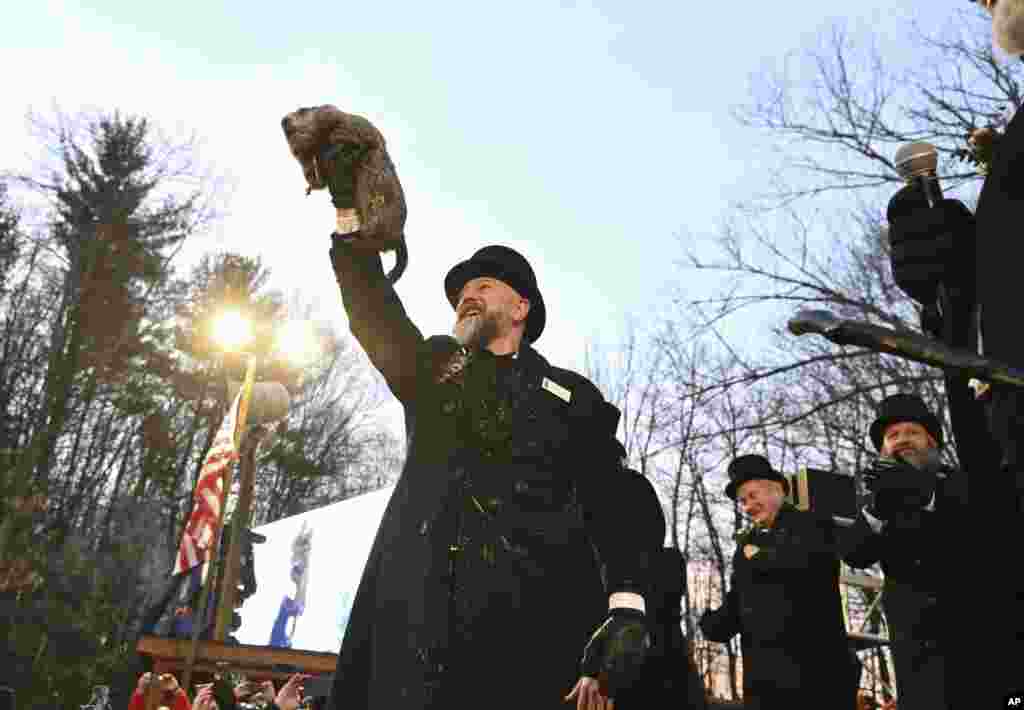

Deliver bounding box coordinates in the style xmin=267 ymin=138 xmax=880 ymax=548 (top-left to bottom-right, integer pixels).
xmin=699 ymin=454 xmax=857 ymax=709
xmin=841 ymin=393 xmax=967 ymax=710
xmin=327 ymin=237 xmax=665 ymax=710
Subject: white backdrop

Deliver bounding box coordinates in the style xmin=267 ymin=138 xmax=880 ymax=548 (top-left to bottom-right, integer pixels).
xmin=234 ymin=485 xmax=396 ymax=653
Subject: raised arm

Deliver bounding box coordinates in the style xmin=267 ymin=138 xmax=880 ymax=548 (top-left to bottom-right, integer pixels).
xmin=329 ymin=236 xmax=425 ymax=404
xmin=569 ymin=387 xmax=663 ymax=601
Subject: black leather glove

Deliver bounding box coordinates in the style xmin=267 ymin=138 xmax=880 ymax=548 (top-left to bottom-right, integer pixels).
xmin=579 ymin=607 xmax=650 ymax=699
xmin=886 ymin=185 xmax=975 ymax=307
xmin=864 ymin=458 xmax=937 ymax=520
xmin=320 ymin=142 xmax=369 ymax=210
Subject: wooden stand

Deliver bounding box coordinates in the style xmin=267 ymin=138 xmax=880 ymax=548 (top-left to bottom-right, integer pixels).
xmin=137 ymin=635 xmax=336 ymax=681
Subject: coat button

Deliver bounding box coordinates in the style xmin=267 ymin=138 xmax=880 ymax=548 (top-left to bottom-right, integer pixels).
xmin=419 ymin=520 xmax=430 ymax=536
xmin=453 ymin=466 xmax=466 ymax=481
xmin=441 ymin=401 xmax=456 ymax=414
xmin=514 ymin=480 xmax=528 ymax=494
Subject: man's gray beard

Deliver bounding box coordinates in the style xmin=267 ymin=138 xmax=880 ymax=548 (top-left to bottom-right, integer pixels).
xmin=994 ymin=0 xmax=1024 ymax=57
xmin=452 ymin=313 xmax=500 ymax=349
xmin=897 ymin=447 xmax=943 ymax=474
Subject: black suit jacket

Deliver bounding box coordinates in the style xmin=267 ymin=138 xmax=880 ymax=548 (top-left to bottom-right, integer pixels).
xmin=700 ymin=505 xmax=851 ymax=693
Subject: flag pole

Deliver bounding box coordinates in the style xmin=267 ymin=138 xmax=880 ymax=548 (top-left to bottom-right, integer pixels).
xmin=214 ymin=355 xmax=257 ymax=642
xmin=181 ymin=357 xmax=255 ymax=691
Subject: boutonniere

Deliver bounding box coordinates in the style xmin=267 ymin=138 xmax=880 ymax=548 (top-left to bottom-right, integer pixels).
xmin=734 ymin=527 xmax=755 ymax=545
xmin=437 ymin=345 xmax=473 ymax=385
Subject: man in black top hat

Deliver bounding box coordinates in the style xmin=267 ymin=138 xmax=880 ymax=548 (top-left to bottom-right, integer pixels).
xmin=326 ymin=236 xmax=664 ymax=710
xmin=699 ymin=455 xmax=856 ymax=710
xmin=841 ymin=393 xmax=967 ymax=710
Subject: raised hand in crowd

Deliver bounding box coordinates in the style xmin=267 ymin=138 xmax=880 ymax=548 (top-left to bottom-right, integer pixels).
xmin=130 ymin=672 xmax=190 ymax=710
xmin=274 ymin=674 xmax=309 ymax=710
xmin=255 ymin=681 xmax=276 ymax=706
xmin=192 ymin=684 xmax=216 ymax=710
xmin=232 ymin=680 xmax=264 ymax=704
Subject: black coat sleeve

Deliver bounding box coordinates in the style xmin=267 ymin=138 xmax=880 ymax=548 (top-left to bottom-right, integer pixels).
xmin=838 ymin=513 xmax=885 ymax=570
xmin=329 ymin=236 xmax=424 ymax=404
xmin=569 ymin=384 xmax=664 ymax=599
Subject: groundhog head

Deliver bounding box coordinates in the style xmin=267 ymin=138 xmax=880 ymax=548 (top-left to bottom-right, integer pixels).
xmin=281 ymin=105 xmax=386 ymax=192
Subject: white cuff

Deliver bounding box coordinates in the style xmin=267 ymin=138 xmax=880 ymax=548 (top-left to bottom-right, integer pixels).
xmin=336 ymin=208 xmax=361 ymax=235
xmin=609 ymin=592 xmax=645 ymax=613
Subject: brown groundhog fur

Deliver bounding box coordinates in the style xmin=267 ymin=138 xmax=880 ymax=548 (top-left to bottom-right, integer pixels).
xmin=281 ymin=105 xmax=408 ymax=269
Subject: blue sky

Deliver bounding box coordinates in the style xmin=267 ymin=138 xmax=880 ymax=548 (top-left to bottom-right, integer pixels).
xmin=2 ymin=0 xmax=976 ymax=385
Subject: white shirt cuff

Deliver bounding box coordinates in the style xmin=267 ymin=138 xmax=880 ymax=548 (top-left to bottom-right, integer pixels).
xmin=609 ymin=592 xmax=645 ymax=613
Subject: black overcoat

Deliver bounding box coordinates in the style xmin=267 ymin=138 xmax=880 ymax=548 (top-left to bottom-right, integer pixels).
xmin=699 ymin=504 xmax=856 ymax=710
xmin=954 ymin=101 xmax=1024 ymax=707
xmin=327 ymin=244 xmax=663 ymax=710
xmin=841 ymin=468 xmax=967 ymax=710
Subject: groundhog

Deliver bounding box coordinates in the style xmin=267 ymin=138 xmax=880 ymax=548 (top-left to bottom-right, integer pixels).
xmin=281 ymin=104 xmax=408 ymax=282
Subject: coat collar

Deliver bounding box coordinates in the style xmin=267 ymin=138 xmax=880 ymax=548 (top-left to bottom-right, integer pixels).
xmin=514 ymin=342 xmax=549 ymax=375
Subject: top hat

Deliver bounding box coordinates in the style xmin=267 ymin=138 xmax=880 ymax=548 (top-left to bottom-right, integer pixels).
xmin=868 ymin=393 xmax=943 ymax=452
xmin=444 ymin=245 xmax=546 ymax=343
xmin=725 ymin=454 xmax=789 ymax=501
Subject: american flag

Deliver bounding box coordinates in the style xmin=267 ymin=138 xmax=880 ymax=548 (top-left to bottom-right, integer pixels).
xmin=173 ymin=365 xmax=254 ymax=579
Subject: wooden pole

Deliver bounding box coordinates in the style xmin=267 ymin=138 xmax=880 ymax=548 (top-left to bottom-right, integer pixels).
xmin=183 ymin=355 xmax=255 ymax=689
xmin=214 ymin=429 xmax=261 ymax=641
xmin=213 ymin=356 xmax=258 ymax=642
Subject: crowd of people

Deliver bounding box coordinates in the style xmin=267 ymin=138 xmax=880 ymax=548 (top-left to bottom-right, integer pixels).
xmin=124 ymin=673 xmax=313 ymax=710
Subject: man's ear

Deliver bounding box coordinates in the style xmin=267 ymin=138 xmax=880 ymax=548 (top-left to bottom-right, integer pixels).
xmin=514 ymin=296 xmax=530 ymax=325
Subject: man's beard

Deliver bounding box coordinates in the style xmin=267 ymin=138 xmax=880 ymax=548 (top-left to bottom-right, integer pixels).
xmin=894 ymin=446 xmax=943 ymax=473
xmin=994 ymin=0 xmax=1024 ymax=57
xmin=452 ymin=310 xmax=502 ymax=349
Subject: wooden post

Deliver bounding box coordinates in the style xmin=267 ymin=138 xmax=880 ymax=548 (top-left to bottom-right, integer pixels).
xmin=214 ymin=428 xmax=261 ymax=641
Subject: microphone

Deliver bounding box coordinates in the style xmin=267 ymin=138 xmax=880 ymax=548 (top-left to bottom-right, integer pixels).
xmin=894 ymin=142 xmax=943 ymax=209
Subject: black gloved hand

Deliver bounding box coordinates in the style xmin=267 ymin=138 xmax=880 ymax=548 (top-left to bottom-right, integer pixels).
xmin=321 ymin=142 xmax=369 ymax=210
xmin=864 ymin=458 xmax=937 ymax=520
xmin=579 ymin=607 xmax=650 ymax=699
xmin=886 ymin=185 xmax=975 ymax=307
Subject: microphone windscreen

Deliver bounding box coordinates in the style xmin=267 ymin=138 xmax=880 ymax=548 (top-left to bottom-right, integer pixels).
xmin=894 ymin=142 xmax=938 ymax=180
